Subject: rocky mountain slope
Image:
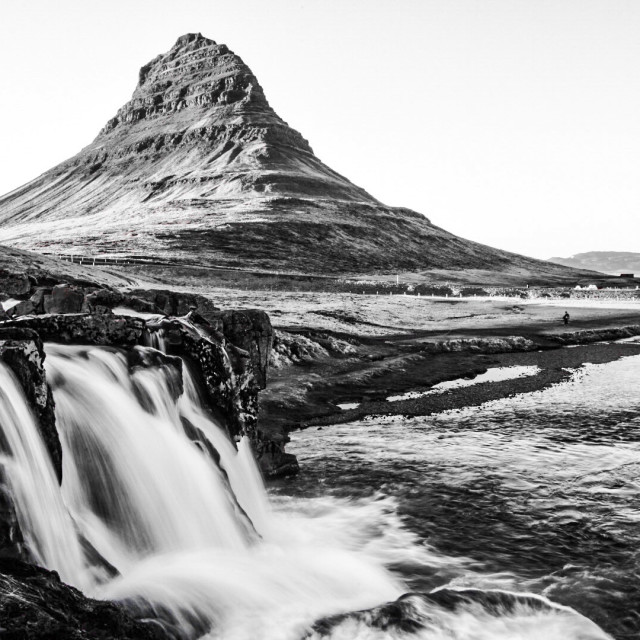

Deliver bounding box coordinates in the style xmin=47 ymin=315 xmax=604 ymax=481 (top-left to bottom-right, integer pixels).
xmin=548 ymin=252 xmax=640 ymax=275
xmin=0 ymin=33 xmax=589 ymax=280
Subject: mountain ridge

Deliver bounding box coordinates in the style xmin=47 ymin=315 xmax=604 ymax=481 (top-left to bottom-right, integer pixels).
xmin=0 ymin=33 xmax=591 ymax=280
xmin=548 ymin=252 xmax=640 ymax=275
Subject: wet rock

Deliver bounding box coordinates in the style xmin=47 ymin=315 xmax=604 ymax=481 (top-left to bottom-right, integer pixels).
xmin=214 ymin=310 xmax=273 ymax=389
xmin=29 ymin=287 xmax=50 ymax=314
xmin=0 ymin=329 xmax=61 ymax=560
xmin=0 ymin=478 xmax=28 ymax=561
xmin=121 ymin=295 xmax=162 ymax=314
xmin=254 ymin=435 xmax=299 ymax=479
xmin=0 ymin=557 xmax=169 ymax=639
xmin=4 ymin=315 xmax=146 ymax=347
xmin=9 ymin=299 xmax=36 ymax=317
xmin=0 ymin=328 xmax=61 ymax=481
xmin=128 ymin=346 xmax=184 ymax=402
xmin=43 ymin=284 xmax=85 ymax=314
xmin=148 ymin=318 xmax=245 ymax=440
xmin=308 ymin=589 xmax=556 ymax=638
xmin=126 ymin=288 xmax=221 ymax=320
xmin=83 ymin=288 xmax=125 ymax=310
xmin=3 ymin=310 xmax=286 ymax=472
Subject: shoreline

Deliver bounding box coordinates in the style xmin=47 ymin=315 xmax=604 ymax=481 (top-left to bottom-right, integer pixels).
xmin=303 ymin=339 xmax=640 ymax=429
xmin=258 ymin=312 xmax=640 ymax=453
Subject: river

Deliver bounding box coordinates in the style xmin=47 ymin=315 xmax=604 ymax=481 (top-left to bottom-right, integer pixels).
xmin=274 ymin=354 xmax=640 ymax=639
xmin=1 ymin=344 xmax=637 ymax=639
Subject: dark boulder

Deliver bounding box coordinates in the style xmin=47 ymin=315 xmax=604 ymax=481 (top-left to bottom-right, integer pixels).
xmin=43 ymin=284 xmax=85 ymax=314
xmin=83 ymin=288 xmax=125 ymax=310
xmin=126 ymin=288 xmax=221 ymax=319
xmin=7 ymin=299 xmax=36 ymax=317
xmin=254 ymin=436 xmax=300 ymax=479
xmin=29 ymin=287 xmax=50 ymax=314
xmin=0 ymin=270 xmax=31 ymax=297
xmin=215 ymin=309 xmax=273 ymax=389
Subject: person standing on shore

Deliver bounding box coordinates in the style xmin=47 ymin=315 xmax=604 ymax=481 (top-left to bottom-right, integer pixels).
xmin=563 ymin=311 xmax=570 ymax=325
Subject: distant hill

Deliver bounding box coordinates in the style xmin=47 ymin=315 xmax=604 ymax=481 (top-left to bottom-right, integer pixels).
xmin=0 ymin=33 xmax=591 ymax=282
xmin=548 ymin=252 xmax=640 ymax=276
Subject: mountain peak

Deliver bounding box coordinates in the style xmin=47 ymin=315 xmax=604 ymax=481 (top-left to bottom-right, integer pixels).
xmin=173 ymin=32 xmax=215 ymax=49
xmin=108 ymin=32 xmax=262 ymax=139
xmin=0 ymin=33 xmax=584 ymax=280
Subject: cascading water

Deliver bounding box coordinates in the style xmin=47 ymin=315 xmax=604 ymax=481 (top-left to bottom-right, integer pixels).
xmin=0 ymin=343 xmax=613 ymax=639
xmin=0 ymin=361 xmax=89 ymax=588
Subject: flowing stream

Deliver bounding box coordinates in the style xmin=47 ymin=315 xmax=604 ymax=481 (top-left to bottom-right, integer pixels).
xmin=0 ymin=343 xmax=630 ymax=639
xmin=276 ymin=355 xmax=640 ymax=640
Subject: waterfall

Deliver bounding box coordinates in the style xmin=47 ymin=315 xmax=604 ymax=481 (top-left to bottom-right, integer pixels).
xmin=0 ymin=344 xmax=613 ymax=639
xmin=0 ymin=344 xmax=400 ymax=637
xmin=0 ymin=361 xmax=89 ymax=588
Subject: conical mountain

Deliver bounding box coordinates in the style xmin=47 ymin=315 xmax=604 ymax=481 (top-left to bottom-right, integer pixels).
xmin=0 ymin=33 xmax=584 ymax=279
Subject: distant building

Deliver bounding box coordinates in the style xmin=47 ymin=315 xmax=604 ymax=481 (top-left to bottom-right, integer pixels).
xmin=620 ymin=273 xmax=635 ymax=278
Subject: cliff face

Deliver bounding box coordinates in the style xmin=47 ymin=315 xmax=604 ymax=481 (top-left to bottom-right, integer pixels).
xmin=0 ymin=33 xmax=583 ymax=278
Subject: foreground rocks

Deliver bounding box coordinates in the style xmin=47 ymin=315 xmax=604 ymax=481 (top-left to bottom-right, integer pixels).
xmin=0 ymin=329 xmax=62 ymax=562
xmin=0 ymin=277 xmax=293 ymax=479
xmin=0 ymin=558 xmax=167 ymax=639
xmin=0 ymin=294 xmax=281 ymax=637
xmin=0 ymin=328 xmax=60 ymax=479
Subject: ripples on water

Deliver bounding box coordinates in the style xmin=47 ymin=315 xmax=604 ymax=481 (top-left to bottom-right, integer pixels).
xmin=275 ymin=355 xmax=640 ymax=639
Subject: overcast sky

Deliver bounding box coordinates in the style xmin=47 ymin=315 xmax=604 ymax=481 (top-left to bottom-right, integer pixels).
xmin=1 ymin=0 xmax=638 ymax=259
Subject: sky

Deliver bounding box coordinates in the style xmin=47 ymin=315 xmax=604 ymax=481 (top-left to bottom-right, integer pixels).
xmin=1 ymin=0 xmax=639 ymax=260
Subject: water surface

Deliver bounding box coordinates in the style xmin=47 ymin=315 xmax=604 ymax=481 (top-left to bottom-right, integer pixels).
xmin=275 ymin=355 xmax=640 ymax=639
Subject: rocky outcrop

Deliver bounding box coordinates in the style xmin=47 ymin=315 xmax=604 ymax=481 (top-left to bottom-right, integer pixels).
xmin=146 ymin=315 xmax=254 ymax=440
xmin=3 ymin=309 xmax=275 ymax=448
xmin=269 ymin=329 xmax=357 ymax=369
xmin=4 ymin=314 xmax=147 ymax=347
xmin=0 ymin=36 xmax=592 ymax=282
xmin=0 ymin=328 xmax=61 ymax=561
xmin=0 ymin=328 xmax=60 ymax=480
xmin=43 ymin=284 xmax=86 ymax=314
xmin=0 ymin=558 xmax=168 ymax=639
xmin=124 ymin=289 xmax=222 ymax=319
xmin=213 ymin=310 xmax=273 ymax=388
